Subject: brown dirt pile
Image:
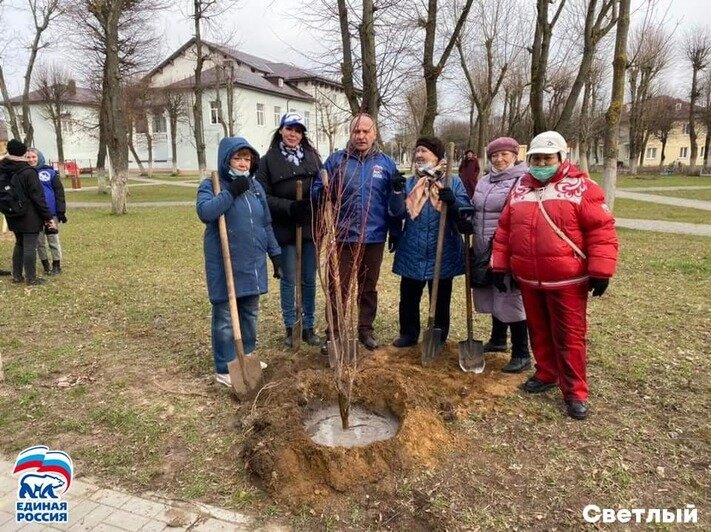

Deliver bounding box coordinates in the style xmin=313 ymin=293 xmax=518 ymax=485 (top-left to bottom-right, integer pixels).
xmin=242 ymin=343 xmax=522 ymax=507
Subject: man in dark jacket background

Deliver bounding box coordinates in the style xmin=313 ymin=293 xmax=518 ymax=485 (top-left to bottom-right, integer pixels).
xmin=312 ymin=113 xmax=399 ymax=350
xmin=0 ymin=139 xmax=56 ymax=285
xmin=458 ymin=149 xmax=480 ymax=199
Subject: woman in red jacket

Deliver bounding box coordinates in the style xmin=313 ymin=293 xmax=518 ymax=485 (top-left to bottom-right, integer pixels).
xmin=491 ymin=131 xmax=618 ymax=420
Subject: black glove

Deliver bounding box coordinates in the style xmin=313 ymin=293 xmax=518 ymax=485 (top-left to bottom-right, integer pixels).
xmin=57 ymin=212 xmax=67 ymax=223
xmin=510 ymin=276 xmax=519 ymax=291
xmin=388 ymin=234 xmax=400 ymax=253
xmin=270 ymin=255 xmax=283 ymax=279
xmin=290 ymin=199 xmax=311 ymax=225
xmin=392 ymin=172 xmax=406 ymax=193
xmin=229 ymin=175 xmax=250 ymax=197
xmin=492 ymin=271 xmax=507 ymax=293
xmin=456 ymin=218 xmax=473 ymax=234
xmin=588 ymin=277 xmax=609 ymax=297
xmin=438 ymin=187 xmax=455 ymax=207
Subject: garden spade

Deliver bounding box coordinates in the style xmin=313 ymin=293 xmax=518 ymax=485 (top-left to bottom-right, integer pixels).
xmin=292 ymin=179 xmax=303 ymax=350
xmin=459 ymin=233 xmax=485 ymax=373
xmin=422 ymin=142 xmax=455 ymax=366
xmin=211 ymin=172 xmax=263 ymax=398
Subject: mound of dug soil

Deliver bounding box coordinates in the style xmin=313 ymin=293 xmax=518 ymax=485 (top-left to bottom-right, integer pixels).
xmin=242 ymin=343 xmax=522 ymax=508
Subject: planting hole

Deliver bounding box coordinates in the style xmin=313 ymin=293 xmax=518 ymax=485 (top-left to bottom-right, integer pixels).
xmin=304 ymin=404 xmax=400 ymax=448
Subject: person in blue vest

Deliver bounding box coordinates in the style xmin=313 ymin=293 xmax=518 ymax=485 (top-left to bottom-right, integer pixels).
xmin=196 ymin=137 xmax=281 ymax=388
xmin=389 ymin=137 xmax=470 ymax=347
xmin=26 ymin=148 xmax=66 ymax=275
xmin=311 ymin=113 xmax=399 ymax=351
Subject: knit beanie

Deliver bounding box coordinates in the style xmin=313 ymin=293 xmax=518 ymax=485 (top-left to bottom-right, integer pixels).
xmin=486 ymin=137 xmax=519 ymax=158
xmin=415 ymin=136 xmax=445 ymax=161
xmin=7 ymin=139 xmax=27 ymax=157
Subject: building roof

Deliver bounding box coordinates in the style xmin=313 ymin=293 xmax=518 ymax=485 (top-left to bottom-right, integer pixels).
xmin=146 ymin=38 xmax=343 ymax=98
xmin=162 ymin=65 xmax=314 ymax=102
xmin=8 ymin=86 xmax=99 ymax=107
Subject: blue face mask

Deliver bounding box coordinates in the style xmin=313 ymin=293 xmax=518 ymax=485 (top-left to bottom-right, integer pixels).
xmin=529 ymin=165 xmax=559 ymax=182
xmin=228 ymin=168 xmax=250 ymax=179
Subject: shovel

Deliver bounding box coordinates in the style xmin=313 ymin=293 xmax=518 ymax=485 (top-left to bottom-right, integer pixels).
xmin=292 ymin=179 xmax=303 ymax=350
xmin=422 ymin=142 xmax=455 ymax=366
xmin=211 ymin=172 xmax=263 ymax=397
xmin=459 ymin=232 xmax=485 ymax=373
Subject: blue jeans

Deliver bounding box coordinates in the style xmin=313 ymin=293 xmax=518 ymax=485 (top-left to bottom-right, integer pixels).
xmin=211 ymin=295 xmax=259 ymax=374
xmin=279 ymin=240 xmax=317 ymax=329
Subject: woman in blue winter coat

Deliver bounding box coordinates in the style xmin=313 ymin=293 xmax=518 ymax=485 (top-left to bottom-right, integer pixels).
xmin=472 ymin=137 xmax=530 ymax=373
xmin=196 ymin=137 xmax=282 ymax=388
xmin=26 ymin=148 xmax=66 ymax=275
xmin=389 ymin=137 xmax=470 ymax=348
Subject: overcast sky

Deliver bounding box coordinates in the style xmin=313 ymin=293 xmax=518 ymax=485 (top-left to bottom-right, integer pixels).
xmin=1 ymin=0 xmax=709 ymax=102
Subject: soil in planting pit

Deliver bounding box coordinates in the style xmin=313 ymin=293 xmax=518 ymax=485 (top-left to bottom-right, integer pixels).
xmin=241 ymin=341 xmax=524 ymax=508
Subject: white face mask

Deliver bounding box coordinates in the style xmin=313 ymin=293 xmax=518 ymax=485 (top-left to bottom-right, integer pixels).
xmin=229 ymin=168 xmax=250 ymax=178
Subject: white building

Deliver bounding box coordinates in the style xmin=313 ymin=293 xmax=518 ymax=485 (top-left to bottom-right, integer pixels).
xmin=134 ymin=38 xmax=354 ymax=172
xmin=7 ymin=81 xmax=100 ymax=167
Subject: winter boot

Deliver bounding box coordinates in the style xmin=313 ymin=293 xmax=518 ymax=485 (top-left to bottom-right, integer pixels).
xmin=51 ymin=260 xmax=62 ymax=275
xmin=41 ymin=259 xmax=52 ymax=275
xmin=284 ymin=327 xmax=293 ymax=348
xmin=302 ymin=328 xmax=321 ymax=346
xmin=502 ymin=320 xmax=531 ymax=373
xmin=483 ymin=316 xmax=508 ymax=352
xmin=26 ymin=277 xmax=47 ymax=286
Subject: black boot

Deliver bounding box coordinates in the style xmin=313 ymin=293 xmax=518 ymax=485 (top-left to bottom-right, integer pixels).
xmin=502 ymin=320 xmax=531 ymax=373
xmin=483 ymin=316 xmax=508 ymax=352
xmin=41 ymin=259 xmax=52 ymax=275
xmin=284 ymin=327 xmax=293 ymax=348
xmin=51 ymin=260 xmax=61 ymax=275
xmin=302 ymin=328 xmax=321 ymax=346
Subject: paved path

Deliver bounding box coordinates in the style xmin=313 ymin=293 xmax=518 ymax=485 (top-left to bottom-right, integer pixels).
xmin=616 ymin=218 xmax=711 ymax=236
xmin=618 ymin=185 xmax=711 ymax=192
xmin=0 ymin=459 xmax=286 ymax=532
xmin=66 ymin=201 xmax=193 ymax=209
xmin=615 ymin=189 xmax=711 ymax=211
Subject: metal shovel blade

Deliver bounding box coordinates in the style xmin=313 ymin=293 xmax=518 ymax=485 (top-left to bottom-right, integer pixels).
xmin=459 ymin=338 xmax=485 ymax=373
xmin=421 ymin=326 xmax=443 ymax=366
xmin=228 ymin=354 xmax=263 ymax=398
xmin=292 ymin=317 xmax=303 ymax=351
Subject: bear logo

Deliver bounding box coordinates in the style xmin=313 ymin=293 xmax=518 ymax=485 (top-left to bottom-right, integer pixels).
xmin=18 ymin=473 xmax=65 ymax=499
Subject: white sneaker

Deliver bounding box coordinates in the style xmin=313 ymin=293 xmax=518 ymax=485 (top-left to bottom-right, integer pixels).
xmin=215 ymin=373 xmax=231 ymax=387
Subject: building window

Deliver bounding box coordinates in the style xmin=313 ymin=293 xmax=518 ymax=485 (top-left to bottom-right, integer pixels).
xmin=210 ymin=101 xmax=221 ymax=125
xmin=679 ymin=146 xmax=688 ymax=158
xmin=701 ymin=146 xmax=706 ymax=158
xmin=304 ymin=111 xmax=311 ymax=131
xmin=256 ymin=103 xmax=265 ymax=126
xmin=289 ymin=108 xmax=297 ymax=114
xmin=274 ymin=106 xmax=281 ymax=127
xmin=152 ymin=111 xmax=167 ymax=133
xmin=675 ymin=102 xmax=682 ymax=111
xmin=645 ymin=147 xmax=657 ymax=159
xmin=60 ymin=113 xmax=73 ymax=134
xmin=682 ymin=123 xmax=690 ymax=134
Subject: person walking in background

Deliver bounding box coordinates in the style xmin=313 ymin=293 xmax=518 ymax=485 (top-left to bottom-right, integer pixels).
xmin=26 ymin=148 xmax=66 ymax=275
xmin=256 ymin=112 xmax=322 ymax=348
xmin=458 ymin=149 xmax=480 ymax=199
xmin=0 ymin=139 xmax=56 ymax=285
xmin=312 ymin=113 xmax=399 ymax=351
xmin=491 ymin=131 xmax=619 ymax=420
xmin=389 ymin=136 xmax=469 ymax=348
xmin=197 ymin=137 xmax=281 ymax=387
xmin=471 ymin=137 xmax=531 ymax=373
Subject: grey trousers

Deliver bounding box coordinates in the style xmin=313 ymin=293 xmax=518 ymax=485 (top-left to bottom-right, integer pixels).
xmin=36 ymin=216 xmax=62 ymax=261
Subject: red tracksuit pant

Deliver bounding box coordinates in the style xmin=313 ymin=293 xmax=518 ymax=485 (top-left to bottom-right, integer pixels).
xmin=519 ymin=282 xmax=589 ymax=401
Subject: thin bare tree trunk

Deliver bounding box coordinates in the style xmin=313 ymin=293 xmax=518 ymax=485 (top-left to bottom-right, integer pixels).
xmin=602 ymin=0 xmax=631 ymax=211
xmin=192 ymin=0 xmax=207 ymax=175
xmin=336 ymin=0 xmax=361 ymax=114
xmin=0 ymin=63 xmax=21 ymax=138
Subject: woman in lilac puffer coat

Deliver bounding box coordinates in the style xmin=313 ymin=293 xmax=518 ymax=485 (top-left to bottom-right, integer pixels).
xmin=471 ymin=137 xmax=530 ymax=373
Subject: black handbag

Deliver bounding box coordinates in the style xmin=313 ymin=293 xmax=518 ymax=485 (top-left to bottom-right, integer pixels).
xmin=470 ymin=237 xmax=493 ymax=288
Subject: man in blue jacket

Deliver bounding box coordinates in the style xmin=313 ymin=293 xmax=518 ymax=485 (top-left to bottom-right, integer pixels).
xmin=196 ymin=137 xmax=281 ymax=387
xmin=312 ymin=114 xmax=399 ymax=350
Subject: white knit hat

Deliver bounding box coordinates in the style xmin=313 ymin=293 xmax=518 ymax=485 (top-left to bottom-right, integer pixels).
xmin=526 ymin=131 xmax=568 ymax=162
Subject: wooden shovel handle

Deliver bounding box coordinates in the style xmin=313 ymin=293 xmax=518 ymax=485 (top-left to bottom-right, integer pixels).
xmin=211 ymin=172 xmax=245 ymax=359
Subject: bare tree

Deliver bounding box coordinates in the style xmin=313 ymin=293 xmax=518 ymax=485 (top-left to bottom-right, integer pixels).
xmin=578 ymin=59 xmax=606 ymax=172
xmin=0 ymin=0 xmax=64 ymax=145
xmin=529 ymin=0 xmax=567 ymax=134
xmin=700 ymin=69 xmax=711 ymax=168
xmin=684 ymin=27 xmax=711 ymax=175
xmin=646 ymin=96 xmax=677 ymax=171
xmin=33 ymin=63 xmax=72 ymax=177
xmin=161 ymin=89 xmax=188 ymax=175
xmin=456 ymin=0 xmax=523 ymax=158
xmin=602 ymin=0 xmax=630 ymax=210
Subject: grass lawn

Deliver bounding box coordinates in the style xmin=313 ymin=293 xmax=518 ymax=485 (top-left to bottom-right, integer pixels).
xmin=613 ymin=198 xmax=710 ymax=224
xmin=644 ymin=188 xmax=711 ymax=201
xmin=0 ymin=209 xmax=708 ymax=530
xmin=589 ymin=172 xmax=711 ymax=188
xmin=67 ymin=185 xmax=197 ymax=203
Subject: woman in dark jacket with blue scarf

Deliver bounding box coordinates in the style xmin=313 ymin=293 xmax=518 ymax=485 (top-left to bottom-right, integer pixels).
xmin=256 ymin=112 xmax=322 ymax=348
xmin=196 ymin=137 xmax=281 ymax=387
